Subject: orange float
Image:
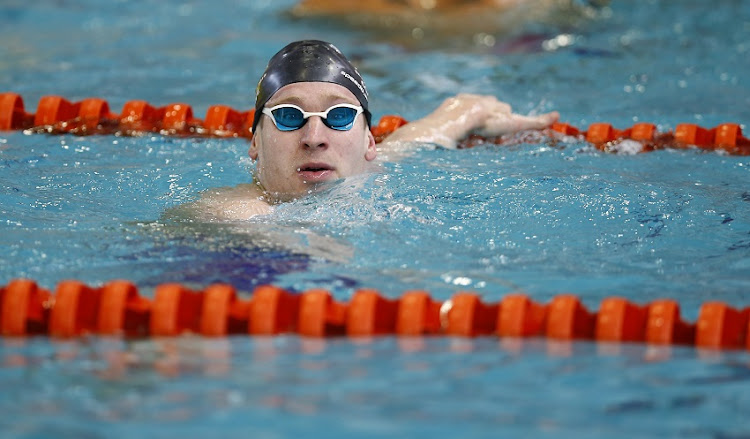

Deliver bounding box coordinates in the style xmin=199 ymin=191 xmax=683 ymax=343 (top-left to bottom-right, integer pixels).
xmin=1 ymin=92 xmax=746 ymax=154
xmin=2 ymin=279 xmax=750 ymax=353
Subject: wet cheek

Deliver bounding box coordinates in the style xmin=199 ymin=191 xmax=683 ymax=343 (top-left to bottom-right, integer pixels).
xmin=264 ymin=137 xmax=294 ymax=176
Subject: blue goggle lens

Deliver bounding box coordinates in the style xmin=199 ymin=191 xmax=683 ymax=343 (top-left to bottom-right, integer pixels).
xmin=272 ymin=107 xmax=305 ymax=130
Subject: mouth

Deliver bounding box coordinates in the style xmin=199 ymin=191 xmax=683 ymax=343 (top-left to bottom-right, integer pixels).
xmin=297 ymin=162 xmax=335 ymax=182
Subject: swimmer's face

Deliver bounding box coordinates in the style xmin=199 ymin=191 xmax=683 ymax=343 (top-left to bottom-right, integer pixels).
xmin=249 ymin=82 xmax=377 ymax=202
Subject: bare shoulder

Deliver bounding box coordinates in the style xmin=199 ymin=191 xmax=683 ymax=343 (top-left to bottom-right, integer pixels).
xmin=168 ymin=183 xmax=273 ymax=222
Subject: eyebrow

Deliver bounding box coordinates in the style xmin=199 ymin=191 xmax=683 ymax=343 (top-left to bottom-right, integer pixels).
xmin=267 ymin=93 xmax=356 ymax=108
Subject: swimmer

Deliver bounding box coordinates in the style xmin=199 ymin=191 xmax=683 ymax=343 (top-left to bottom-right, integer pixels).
xmin=289 ymin=1 xmax=609 ymax=50
xmin=182 ymin=40 xmax=558 ymax=220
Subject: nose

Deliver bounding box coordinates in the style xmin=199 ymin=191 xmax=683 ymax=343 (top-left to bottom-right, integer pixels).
xmin=299 ymin=116 xmax=329 ymax=149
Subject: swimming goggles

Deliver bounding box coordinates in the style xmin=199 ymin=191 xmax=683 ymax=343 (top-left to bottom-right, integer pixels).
xmin=262 ymin=103 xmax=363 ymax=132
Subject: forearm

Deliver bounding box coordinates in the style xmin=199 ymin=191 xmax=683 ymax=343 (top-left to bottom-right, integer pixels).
xmin=379 ymin=94 xmax=559 ymax=150
xmin=380 ymin=112 xmax=467 ymax=149
xmin=380 ymin=95 xmax=485 ymax=149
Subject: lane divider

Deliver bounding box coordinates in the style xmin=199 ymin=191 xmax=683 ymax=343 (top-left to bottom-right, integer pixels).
xmin=2 ymin=278 xmax=750 ymax=351
xmin=1 ymin=93 xmax=748 ymax=154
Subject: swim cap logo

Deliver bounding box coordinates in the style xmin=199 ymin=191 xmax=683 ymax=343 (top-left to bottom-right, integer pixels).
xmin=255 ymin=73 xmax=266 ymax=100
xmin=340 ymin=71 xmax=368 ymax=99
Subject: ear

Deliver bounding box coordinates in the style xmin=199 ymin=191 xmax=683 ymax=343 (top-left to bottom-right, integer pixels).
xmin=249 ymin=130 xmax=259 ymax=160
xmin=364 ymin=129 xmax=377 ymax=161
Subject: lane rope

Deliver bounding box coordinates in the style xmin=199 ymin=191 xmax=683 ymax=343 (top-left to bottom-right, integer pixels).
xmin=1 ymin=92 xmax=748 ymax=154
xmin=1 ymin=278 xmax=749 ymax=351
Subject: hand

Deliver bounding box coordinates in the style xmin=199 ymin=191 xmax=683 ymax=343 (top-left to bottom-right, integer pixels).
xmin=432 ymin=93 xmax=559 ymax=139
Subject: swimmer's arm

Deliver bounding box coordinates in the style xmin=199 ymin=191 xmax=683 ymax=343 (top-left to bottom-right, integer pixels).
xmin=165 ymin=184 xmax=273 ymax=222
xmin=379 ymin=93 xmax=559 ymax=149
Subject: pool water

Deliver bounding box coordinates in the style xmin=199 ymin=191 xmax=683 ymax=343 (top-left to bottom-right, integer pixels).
xmin=2 ymin=0 xmax=750 ymax=437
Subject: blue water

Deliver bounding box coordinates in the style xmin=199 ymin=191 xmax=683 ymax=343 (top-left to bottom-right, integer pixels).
xmin=2 ymin=0 xmax=750 ymax=437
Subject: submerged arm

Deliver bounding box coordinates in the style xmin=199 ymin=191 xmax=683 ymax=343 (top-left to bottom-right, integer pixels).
xmin=380 ymin=93 xmax=559 ymax=149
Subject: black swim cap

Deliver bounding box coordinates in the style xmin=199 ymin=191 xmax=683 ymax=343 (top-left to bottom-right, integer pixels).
xmin=252 ymin=40 xmax=371 ymax=132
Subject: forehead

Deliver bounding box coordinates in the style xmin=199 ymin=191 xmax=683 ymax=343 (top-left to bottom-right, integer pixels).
xmin=267 ymin=82 xmax=359 ymax=107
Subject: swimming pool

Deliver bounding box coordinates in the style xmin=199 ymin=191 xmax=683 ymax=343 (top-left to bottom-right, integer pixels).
xmin=2 ymin=0 xmax=750 ymax=437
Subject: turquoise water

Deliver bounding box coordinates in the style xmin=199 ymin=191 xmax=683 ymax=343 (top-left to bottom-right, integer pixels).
xmin=2 ymin=0 xmax=750 ymax=437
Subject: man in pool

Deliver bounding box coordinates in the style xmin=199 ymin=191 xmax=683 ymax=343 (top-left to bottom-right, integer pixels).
xmin=289 ymin=1 xmax=610 ymax=50
xmin=191 ymin=40 xmax=558 ymax=220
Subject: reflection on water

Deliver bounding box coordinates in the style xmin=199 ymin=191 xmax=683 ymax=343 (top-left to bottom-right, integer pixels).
xmin=3 ymin=336 xmax=750 ymax=438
